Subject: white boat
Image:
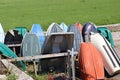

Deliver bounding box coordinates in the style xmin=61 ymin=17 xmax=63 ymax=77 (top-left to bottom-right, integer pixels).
xmin=0 ymin=23 xmax=5 ymax=43
xmin=46 ymin=23 xmax=63 ymax=36
xmin=90 ymin=33 xmax=120 ymax=75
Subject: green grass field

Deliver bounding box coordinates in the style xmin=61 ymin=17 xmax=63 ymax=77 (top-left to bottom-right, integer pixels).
xmin=0 ymin=0 xmax=120 ymax=32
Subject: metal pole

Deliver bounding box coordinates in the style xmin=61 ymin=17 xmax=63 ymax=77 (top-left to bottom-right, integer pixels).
xmin=71 ymin=48 xmax=75 ymax=80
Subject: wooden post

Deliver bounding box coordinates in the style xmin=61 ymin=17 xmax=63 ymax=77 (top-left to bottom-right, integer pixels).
xmin=67 ymin=50 xmax=71 ymax=79
xmin=71 ymin=48 xmax=75 ymax=80
xmin=13 ymin=47 xmax=16 ymax=54
xmin=0 ymin=55 xmax=1 ymax=60
xmin=33 ymin=60 xmax=37 ymax=77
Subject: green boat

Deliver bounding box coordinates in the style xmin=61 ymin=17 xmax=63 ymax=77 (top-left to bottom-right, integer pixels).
xmin=97 ymin=27 xmax=114 ymax=47
xmin=0 ymin=42 xmax=26 ymax=71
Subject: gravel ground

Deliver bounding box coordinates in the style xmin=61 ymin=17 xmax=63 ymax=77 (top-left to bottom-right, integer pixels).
xmin=112 ymin=32 xmax=120 ymax=57
xmin=106 ymin=30 xmax=120 ymax=80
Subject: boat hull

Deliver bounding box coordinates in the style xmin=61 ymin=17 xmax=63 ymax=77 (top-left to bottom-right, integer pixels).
xmin=78 ymin=42 xmax=104 ymax=80
xmin=91 ymin=33 xmax=120 ymax=75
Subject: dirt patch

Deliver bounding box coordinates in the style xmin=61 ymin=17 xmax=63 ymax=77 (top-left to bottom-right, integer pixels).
xmin=102 ymin=24 xmax=120 ymax=31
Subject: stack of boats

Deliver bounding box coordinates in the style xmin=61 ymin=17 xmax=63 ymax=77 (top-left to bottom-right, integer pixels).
xmin=0 ymin=22 xmax=120 ymax=79
xmin=80 ymin=22 xmax=120 ymax=80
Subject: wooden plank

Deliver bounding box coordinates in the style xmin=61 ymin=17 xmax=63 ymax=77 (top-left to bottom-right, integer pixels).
xmin=0 ymin=75 xmax=7 ymax=80
xmin=1 ymin=59 xmax=33 ymax=80
xmin=7 ymin=44 xmax=21 ymax=47
xmin=6 ymin=52 xmax=78 ymax=62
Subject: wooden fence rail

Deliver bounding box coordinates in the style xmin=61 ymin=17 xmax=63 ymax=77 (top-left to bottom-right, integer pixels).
xmin=1 ymin=51 xmax=78 ymax=77
xmin=5 ymin=52 xmax=78 ymax=62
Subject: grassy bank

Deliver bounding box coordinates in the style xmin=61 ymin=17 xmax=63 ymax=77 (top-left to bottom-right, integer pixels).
xmin=0 ymin=0 xmax=120 ymax=32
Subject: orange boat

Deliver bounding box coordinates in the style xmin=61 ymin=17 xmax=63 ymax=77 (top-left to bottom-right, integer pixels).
xmin=78 ymin=42 xmax=104 ymax=80
xmin=75 ymin=22 xmax=83 ymax=33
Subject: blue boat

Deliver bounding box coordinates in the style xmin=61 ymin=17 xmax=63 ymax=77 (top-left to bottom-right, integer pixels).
xmin=39 ymin=32 xmax=74 ymax=73
xmin=67 ymin=25 xmax=83 ymax=51
xmin=60 ymin=22 xmax=68 ymax=32
xmin=22 ymin=33 xmax=40 ymax=59
xmin=82 ymin=22 xmax=98 ymax=42
xmin=30 ymin=24 xmax=45 ymax=49
xmin=41 ymin=32 xmax=74 ymax=54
